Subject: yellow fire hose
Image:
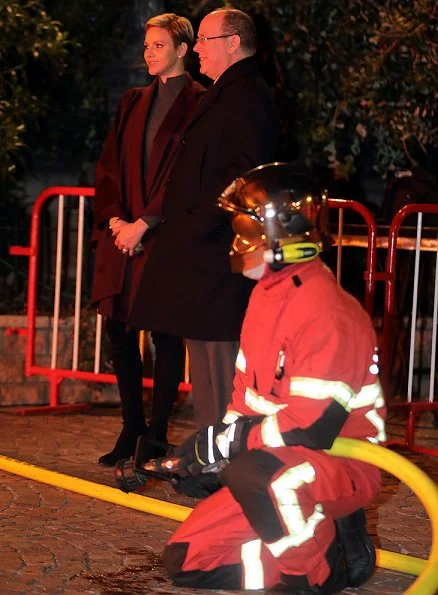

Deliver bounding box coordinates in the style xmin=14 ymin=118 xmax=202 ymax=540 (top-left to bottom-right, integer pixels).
xmin=327 ymin=438 xmax=438 ymax=594
xmin=0 ymin=438 xmax=437 ymax=594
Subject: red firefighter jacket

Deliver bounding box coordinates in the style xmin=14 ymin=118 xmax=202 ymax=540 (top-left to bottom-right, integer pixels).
xmin=223 ymin=258 xmax=386 ymax=451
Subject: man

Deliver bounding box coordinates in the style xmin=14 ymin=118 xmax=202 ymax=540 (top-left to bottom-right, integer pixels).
xmin=162 ymin=163 xmax=386 ymax=593
xmin=129 ymin=8 xmax=279 ymax=429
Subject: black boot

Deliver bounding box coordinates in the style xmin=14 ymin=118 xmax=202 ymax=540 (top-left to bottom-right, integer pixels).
xmin=99 ymin=425 xmax=147 ymax=466
xmin=268 ymin=540 xmax=348 ymax=594
xmin=99 ymin=319 xmax=148 ymax=467
xmin=148 ymin=331 xmax=185 ymax=444
xmin=335 ymin=508 xmax=376 ymax=588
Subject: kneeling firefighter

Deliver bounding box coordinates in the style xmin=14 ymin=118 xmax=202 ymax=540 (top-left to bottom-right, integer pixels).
xmin=118 ymin=163 xmax=386 ymax=593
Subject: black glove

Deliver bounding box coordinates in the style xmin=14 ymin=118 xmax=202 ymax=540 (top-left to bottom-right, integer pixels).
xmin=171 ymin=423 xmax=228 ymax=477
xmin=133 ymin=436 xmax=169 ymax=469
xmin=172 ymin=472 xmax=223 ymax=499
xmin=171 ymin=417 xmax=264 ymax=476
xmin=223 ymin=415 xmax=264 ymax=456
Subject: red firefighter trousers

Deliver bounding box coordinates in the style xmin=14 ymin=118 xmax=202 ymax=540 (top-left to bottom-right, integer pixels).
xmin=164 ymin=446 xmax=380 ymax=590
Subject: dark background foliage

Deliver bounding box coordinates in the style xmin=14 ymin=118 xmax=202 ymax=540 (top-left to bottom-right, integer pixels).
xmin=1 ymin=0 xmax=437 ymax=313
xmin=0 ymin=0 xmax=130 ymax=311
xmin=0 ymin=0 xmax=131 ymax=182
xmin=170 ymin=0 xmax=438 ymax=179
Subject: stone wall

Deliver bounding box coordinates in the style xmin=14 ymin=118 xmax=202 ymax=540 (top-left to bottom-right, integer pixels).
xmin=1 ymin=312 xmax=434 ymax=407
xmin=0 ymin=315 xmax=119 ymax=407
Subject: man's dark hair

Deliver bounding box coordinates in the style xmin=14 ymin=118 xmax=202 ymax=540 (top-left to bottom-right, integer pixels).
xmin=219 ymin=8 xmax=257 ymax=55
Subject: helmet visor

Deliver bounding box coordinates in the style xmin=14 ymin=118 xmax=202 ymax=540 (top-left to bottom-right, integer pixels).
xmin=230 ymin=213 xmax=266 ymax=255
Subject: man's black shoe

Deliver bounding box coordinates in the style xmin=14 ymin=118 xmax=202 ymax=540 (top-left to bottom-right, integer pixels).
xmin=335 ymin=508 xmax=376 ymax=587
xmin=267 ymin=541 xmax=348 ymax=594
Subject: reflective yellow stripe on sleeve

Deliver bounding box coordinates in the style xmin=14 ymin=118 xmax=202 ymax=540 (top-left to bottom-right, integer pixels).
xmin=350 ymin=381 xmax=383 ymax=409
xmin=289 ymin=377 xmax=355 ymax=411
xmin=222 ymin=410 xmax=242 ymax=424
xmin=348 ymin=383 xmax=386 ymax=444
xmin=365 ymin=394 xmax=386 ymax=443
xmin=245 ymin=387 xmax=288 ymax=415
xmin=261 ymin=414 xmax=286 ymax=447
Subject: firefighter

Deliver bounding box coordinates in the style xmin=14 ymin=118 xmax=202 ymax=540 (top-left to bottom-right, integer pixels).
xmin=163 ymin=163 xmax=386 ymax=593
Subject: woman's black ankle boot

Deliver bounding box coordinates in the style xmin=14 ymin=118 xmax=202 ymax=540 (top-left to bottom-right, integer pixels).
xmin=99 ymin=426 xmax=146 ymax=467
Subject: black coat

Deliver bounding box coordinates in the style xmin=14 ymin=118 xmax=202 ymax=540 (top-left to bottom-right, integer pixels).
xmin=129 ymin=57 xmax=279 ymax=340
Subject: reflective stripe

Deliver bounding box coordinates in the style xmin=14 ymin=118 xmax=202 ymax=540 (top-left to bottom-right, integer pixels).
xmin=241 ymin=539 xmax=264 ymax=589
xmin=267 ymin=506 xmax=326 ymax=558
xmin=236 ymin=348 xmax=247 ymax=373
xmin=350 ymin=382 xmax=383 ymax=409
xmin=289 ymin=377 xmax=355 ymax=410
xmin=357 ymin=388 xmax=386 ymax=443
xmin=267 ymin=463 xmax=325 ymax=558
xmin=245 ymin=387 xmax=288 ymax=415
xmin=369 ymin=350 xmax=380 ymax=375
xmin=216 ymin=423 xmax=237 ymax=460
xmin=261 ymin=414 xmax=286 ymax=447
xmin=289 ymin=379 xmax=384 ymax=411
xmin=222 ymin=411 xmax=241 ymax=424
xmin=365 ymin=409 xmax=386 ymax=443
xmin=207 ymin=425 xmax=215 ymax=464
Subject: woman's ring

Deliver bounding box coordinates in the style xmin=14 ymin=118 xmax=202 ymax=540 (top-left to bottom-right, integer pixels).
xmin=122 ymin=248 xmax=128 ymax=254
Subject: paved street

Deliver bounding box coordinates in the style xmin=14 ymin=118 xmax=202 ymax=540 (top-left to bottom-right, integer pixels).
xmin=0 ymin=400 xmax=437 ymax=594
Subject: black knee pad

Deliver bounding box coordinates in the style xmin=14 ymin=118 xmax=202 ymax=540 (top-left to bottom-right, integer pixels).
xmin=163 ymin=542 xmax=242 ymax=589
xmin=163 ymin=542 xmax=187 ymax=581
xmin=221 ymin=449 xmax=285 ymax=542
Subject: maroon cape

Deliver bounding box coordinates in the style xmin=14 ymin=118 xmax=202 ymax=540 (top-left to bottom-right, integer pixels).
xmin=91 ymin=73 xmax=205 ymax=318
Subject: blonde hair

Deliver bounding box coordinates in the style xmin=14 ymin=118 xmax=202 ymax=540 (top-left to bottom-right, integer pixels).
xmin=145 ymin=13 xmax=194 ymax=49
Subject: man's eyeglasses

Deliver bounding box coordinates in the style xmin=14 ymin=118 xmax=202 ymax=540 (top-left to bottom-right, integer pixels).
xmin=195 ymin=33 xmax=239 ymax=45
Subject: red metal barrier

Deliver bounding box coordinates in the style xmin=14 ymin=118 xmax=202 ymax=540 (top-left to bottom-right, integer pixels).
xmin=328 ymin=198 xmax=379 ymax=317
xmin=8 ymin=189 xmax=378 ymax=415
xmin=9 ymin=187 xmax=191 ymax=415
xmin=10 ymin=187 xmax=94 ymax=413
xmin=10 ymin=189 xmax=437 ymax=455
xmin=382 ymin=203 xmax=438 ymax=455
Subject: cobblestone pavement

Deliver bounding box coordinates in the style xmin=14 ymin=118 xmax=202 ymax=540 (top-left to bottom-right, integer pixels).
xmin=0 ymin=400 xmax=437 ymax=594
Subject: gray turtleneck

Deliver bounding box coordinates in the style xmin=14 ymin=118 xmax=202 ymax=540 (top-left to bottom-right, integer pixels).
xmin=145 ymin=74 xmax=186 ymax=165
xmin=141 ymin=74 xmax=186 ymax=228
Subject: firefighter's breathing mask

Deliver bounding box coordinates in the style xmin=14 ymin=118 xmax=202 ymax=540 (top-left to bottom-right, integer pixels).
xmin=217 ymin=163 xmax=330 ymax=274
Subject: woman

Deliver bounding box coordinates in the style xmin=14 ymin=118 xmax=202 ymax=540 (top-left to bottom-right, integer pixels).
xmin=91 ymin=13 xmax=205 ymax=466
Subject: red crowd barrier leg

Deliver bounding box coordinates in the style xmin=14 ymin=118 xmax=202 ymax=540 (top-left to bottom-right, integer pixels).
xmin=16 ymin=373 xmax=91 ymax=416
xmin=386 ymin=402 xmax=438 ymax=456
xmin=383 ymin=203 xmax=438 ymax=456
xmin=405 ymin=407 xmax=416 ymax=450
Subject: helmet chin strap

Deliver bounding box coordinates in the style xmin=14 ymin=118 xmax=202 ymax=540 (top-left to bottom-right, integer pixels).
xmin=264 ymin=241 xmax=321 ymax=267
